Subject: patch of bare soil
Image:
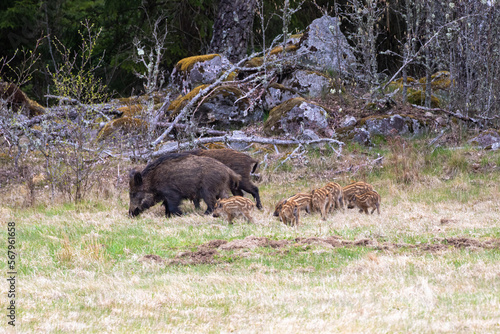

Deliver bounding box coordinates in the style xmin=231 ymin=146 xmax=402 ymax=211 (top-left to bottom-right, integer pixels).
xmin=143 ymin=236 xmax=499 ymax=266
xmin=219 ymin=236 xmax=290 ymax=250
xmin=168 ymin=249 xmax=220 ymax=265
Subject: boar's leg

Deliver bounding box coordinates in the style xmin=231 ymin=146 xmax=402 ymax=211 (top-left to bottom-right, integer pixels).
xmin=162 ymin=201 xmax=171 ymax=217
xmin=200 ymin=189 xmax=217 ymax=215
xmin=237 ymin=181 xmax=262 ymax=210
xmin=192 ymin=198 xmax=201 ymax=210
xmin=161 ymin=193 xmax=183 ymax=217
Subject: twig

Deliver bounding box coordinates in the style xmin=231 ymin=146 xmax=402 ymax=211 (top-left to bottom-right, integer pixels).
xmin=273 ymin=144 xmax=303 ymax=172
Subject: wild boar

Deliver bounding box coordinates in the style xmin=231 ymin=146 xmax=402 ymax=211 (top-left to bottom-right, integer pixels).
xmin=342 ymin=181 xmax=374 ymax=212
xmin=311 ymin=187 xmax=331 ymax=221
xmin=324 ymin=181 xmax=344 ymax=212
xmin=188 ymin=149 xmax=262 ymax=209
xmin=129 ymin=153 xmax=241 ymax=217
xmin=273 ymin=192 xmax=312 ymax=218
xmin=347 ymin=190 xmax=381 ymax=215
xmin=279 ymin=199 xmax=300 ymax=226
xmin=212 ymin=196 xmax=255 ymax=224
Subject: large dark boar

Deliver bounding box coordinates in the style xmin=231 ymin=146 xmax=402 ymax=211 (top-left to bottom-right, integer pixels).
xmin=188 ymin=149 xmax=263 ymax=209
xmin=129 ymin=153 xmax=241 ymax=217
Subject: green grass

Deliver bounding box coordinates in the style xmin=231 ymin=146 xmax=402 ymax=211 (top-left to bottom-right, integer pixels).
xmin=2 ymin=144 xmax=500 ymax=332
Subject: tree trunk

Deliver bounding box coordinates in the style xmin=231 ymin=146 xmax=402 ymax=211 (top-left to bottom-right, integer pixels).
xmin=209 ymin=0 xmax=256 ymax=63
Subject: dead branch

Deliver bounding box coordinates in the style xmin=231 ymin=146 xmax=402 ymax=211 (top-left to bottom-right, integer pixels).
xmin=410 ymin=104 xmax=479 ymax=124
xmin=155 ymin=122 xmax=228 ymax=136
xmin=273 ymin=144 xmax=303 ymax=171
xmin=151 ymin=132 xmax=344 ymax=158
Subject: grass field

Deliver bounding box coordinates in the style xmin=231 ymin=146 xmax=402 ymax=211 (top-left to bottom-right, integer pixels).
xmin=1 ymin=142 xmax=500 ymax=333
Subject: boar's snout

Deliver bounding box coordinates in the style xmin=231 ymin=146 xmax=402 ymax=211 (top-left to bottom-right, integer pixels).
xmin=129 ymin=207 xmax=141 ymax=217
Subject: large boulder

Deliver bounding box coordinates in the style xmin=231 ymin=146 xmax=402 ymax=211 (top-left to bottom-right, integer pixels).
xmin=263 ymin=97 xmax=332 ymax=138
xmin=262 ymin=83 xmax=301 ymax=111
xmin=469 ymin=129 xmax=500 ymax=150
xmin=168 ymin=84 xmax=263 ymax=130
xmin=281 ymin=70 xmax=332 ymax=98
xmin=336 ymin=114 xmax=431 ymax=145
xmin=295 ymin=15 xmax=356 ymax=74
xmin=169 ymin=54 xmax=234 ymax=93
xmin=361 ymin=114 xmax=426 ymax=137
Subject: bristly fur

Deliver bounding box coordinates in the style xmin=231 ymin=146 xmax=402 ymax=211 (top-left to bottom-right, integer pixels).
xmin=311 ymin=187 xmax=331 ymax=221
xmin=324 ymin=182 xmax=344 ymax=212
xmin=212 ymin=196 xmax=255 ymax=224
xmin=188 ymin=149 xmax=262 ymax=209
xmin=347 ymin=190 xmax=381 ymax=215
xmin=273 ymin=192 xmax=312 ymax=217
xmin=342 ymin=181 xmax=374 ymax=211
xmin=279 ymin=199 xmax=300 ymax=226
xmin=129 ymin=154 xmax=241 ymax=217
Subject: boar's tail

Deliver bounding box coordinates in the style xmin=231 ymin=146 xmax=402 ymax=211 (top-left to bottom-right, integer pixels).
xmin=251 ymin=161 xmax=259 ymax=174
xmin=229 ymin=170 xmax=242 ymax=190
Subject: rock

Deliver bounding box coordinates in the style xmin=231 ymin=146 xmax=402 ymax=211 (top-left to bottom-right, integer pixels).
xmin=263 ymin=97 xmax=330 ymax=138
xmin=168 ymin=84 xmax=263 ymax=130
xmin=352 ymin=128 xmax=371 ymax=146
xmin=298 ymin=129 xmax=320 ymax=141
xmin=361 ymin=114 xmax=426 ymax=137
xmin=262 ymin=83 xmax=301 ymax=111
xmin=468 ymin=129 xmax=500 ymax=149
xmin=295 ymin=15 xmax=356 ymax=73
xmin=341 ymin=115 xmax=357 ymax=128
xmin=281 ymin=70 xmax=332 ymax=97
xmin=169 ymin=54 xmax=233 ymax=92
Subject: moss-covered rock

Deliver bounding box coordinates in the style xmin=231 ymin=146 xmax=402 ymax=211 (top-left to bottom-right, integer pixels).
xmin=167 ymin=84 xmax=262 ymax=129
xmin=336 ymin=114 xmax=432 ymax=145
xmin=407 ymin=89 xmax=442 ymax=108
xmin=360 ymin=114 xmax=428 ymax=137
xmin=419 ymin=71 xmax=452 ymax=90
xmin=468 ymin=129 xmax=500 ymax=149
xmin=281 ymin=70 xmax=332 ymax=98
xmin=170 ymin=54 xmax=233 ymax=92
xmin=263 ymin=97 xmax=330 ymax=137
xmin=0 ymin=81 xmax=45 ymax=117
xmin=97 ymin=117 xmax=148 ymax=140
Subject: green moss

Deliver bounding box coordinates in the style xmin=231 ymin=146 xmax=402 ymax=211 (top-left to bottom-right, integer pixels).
xmin=407 ymin=89 xmax=442 ymax=108
xmin=263 ymin=97 xmax=307 ymax=136
xmin=97 ymin=116 xmax=148 ymax=140
xmin=175 ymin=54 xmax=220 ymax=72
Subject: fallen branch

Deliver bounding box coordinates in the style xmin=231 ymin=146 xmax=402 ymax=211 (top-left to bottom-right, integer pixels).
xmin=155 ymin=122 xmax=228 ymax=136
xmin=151 ymin=132 xmax=344 ymax=158
xmin=410 ymin=104 xmax=479 ymax=124
xmin=273 ymin=144 xmax=303 ymax=172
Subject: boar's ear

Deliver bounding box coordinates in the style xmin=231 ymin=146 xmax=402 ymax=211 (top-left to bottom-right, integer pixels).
xmin=130 ymin=169 xmax=143 ymax=186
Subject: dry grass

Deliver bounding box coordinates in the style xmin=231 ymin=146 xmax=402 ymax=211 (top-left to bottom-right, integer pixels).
xmin=1 ymin=146 xmax=500 ymax=333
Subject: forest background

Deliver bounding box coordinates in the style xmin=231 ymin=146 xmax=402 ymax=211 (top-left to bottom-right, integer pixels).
xmin=1 ymin=0 xmax=498 ymax=121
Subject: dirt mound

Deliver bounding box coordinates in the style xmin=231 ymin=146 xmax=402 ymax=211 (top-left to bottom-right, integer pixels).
xmin=169 ymin=249 xmax=219 ymax=265
xmin=220 ymin=235 xmax=280 ymax=250
xmin=147 ymin=236 xmax=500 ymax=266
xmin=443 ymin=237 xmax=500 ymax=249
xmin=201 ymin=239 xmax=228 ymax=249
